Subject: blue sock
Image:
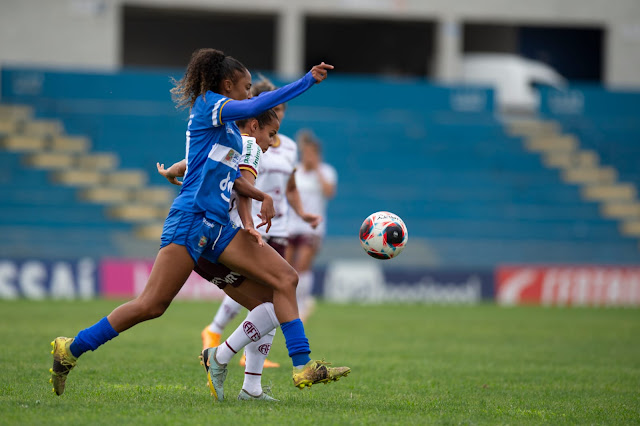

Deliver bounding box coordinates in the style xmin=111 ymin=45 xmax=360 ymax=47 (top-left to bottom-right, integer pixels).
xmin=280 ymin=318 xmax=311 ymax=367
xmin=69 ymin=317 xmax=119 ymax=358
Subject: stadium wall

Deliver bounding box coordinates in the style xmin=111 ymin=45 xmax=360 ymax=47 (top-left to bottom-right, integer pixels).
xmin=0 ymin=0 xmax=639 ymax=87
xmin=2 ymin=257 xmax=640 ymax=307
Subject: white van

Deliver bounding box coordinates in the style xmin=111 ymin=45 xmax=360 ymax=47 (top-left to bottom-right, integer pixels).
xmin=460 ymin=53 xmax=566 ymax=113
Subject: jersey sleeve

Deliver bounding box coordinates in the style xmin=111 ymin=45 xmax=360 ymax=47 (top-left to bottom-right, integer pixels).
xmin=200 ymin=93 xmax=231 ymax=128
xmin=238 ymin=136 xmax=261 ymax=178
xmin=321 ymin=163 xmax=338 ymax=185
xmin=219 ymin=72 xmax=316 ymax=124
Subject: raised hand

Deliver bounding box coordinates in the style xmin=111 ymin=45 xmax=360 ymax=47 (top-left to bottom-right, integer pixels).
xmin=310 ymin=62 xmax=334 ymax=84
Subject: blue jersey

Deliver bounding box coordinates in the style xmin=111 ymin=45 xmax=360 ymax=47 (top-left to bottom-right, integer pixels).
xmin=170 ymin=71 xmax=316 ymax=225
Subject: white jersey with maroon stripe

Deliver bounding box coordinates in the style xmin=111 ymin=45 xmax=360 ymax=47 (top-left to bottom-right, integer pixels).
xmin=229 ymin=135 xmax=261 ymax=227
xmin=251 ymin=133 xmax=298 ymax=237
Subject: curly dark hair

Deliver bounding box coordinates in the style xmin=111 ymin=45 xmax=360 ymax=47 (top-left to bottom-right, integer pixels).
xmin=171 ymin=48 xmax=247 ymax=109
xmin=236 ymin=108 xmax=279 ymax=130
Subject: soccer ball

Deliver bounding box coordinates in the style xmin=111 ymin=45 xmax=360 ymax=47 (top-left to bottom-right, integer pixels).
xmin=359 ymin=211 xmax=408 ymax=259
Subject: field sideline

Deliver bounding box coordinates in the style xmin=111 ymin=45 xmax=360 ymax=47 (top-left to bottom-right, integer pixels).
xmin=1 ymin=300 xmax=639 ymax=424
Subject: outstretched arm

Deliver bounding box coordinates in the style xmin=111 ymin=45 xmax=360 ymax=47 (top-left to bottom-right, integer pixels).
xmin=218 ymin=63 xmax=334 ymax=124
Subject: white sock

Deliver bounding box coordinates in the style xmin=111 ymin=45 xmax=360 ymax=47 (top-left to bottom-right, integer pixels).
xmin=209 ymin=296 xmax=242 ymax=334
xmin=297 ymin=270 xmax=314 ymax=319
xmin=242 ymin=329 xmax=276 ymax=396
xmin=215 ymin=302 xmax=279 ymax=365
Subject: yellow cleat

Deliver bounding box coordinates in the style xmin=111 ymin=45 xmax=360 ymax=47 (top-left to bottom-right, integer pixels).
xmin=50 ymin=337 xmax=77 ymax=396
xmin=201 ymin=327 xmax=221 ymax=352
xmin=292 ymin=360 xmax=351 ymax=390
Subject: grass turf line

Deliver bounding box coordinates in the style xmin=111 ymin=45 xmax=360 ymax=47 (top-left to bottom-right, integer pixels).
xmin=1 ymin=300 xmax=639 ymax=424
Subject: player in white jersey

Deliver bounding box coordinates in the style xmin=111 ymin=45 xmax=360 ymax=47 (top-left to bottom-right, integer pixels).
xmin=200 ymin=78 xmax=322 ymax=364
xmin=286 ymin=130 xmax=338 ymax=319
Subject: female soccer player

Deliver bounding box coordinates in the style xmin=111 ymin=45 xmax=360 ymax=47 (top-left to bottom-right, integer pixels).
xmin=50 ymin=48 xmax=349 ymax=400
xmin=286 ymin=130 xmax=338 ymax=318
xmin=200 ymin=77 xmax=321 ymax=359
xmin=158 ymin=109 xmax=282 ymax=401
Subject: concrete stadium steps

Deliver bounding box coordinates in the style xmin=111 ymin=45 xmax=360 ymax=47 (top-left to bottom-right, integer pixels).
xmin=52 ymin=169 xmax=148 ymax=188
xmin=134 ymin=222 xmax=165 ymax=241
xmin=23 ymin=152 xmax=118 ymax=170
xmin=507 ymin=117 xmax=640 ymax=249
xmin=0 ymin=104 xmax=34 ymax=135
xmin=108 ymin=204 xmax=169 ymax=222
xmin=80 ymin=186 xmax=174 ymax=206
xmin=0 ymin=103 xmax=178 ymax=255
xmin=548 ymin=115 xmax=640 ymax=185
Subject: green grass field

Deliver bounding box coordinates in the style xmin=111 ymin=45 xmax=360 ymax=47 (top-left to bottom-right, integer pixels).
xmin=1 ymin=299 xmax=639 ymax=425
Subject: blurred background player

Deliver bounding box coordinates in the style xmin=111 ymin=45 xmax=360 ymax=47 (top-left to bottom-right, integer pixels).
xmin=200 ymin=77 xmax=322 ymax=365
xmin=286 ymin=130 xmax=338 ymax=321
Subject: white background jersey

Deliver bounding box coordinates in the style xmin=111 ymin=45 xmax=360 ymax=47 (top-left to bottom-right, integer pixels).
xmin=229 ymin=135 xmax=261 ymax=227
xmin=287 ymin=162 xmax=338 ymax=237
xmin=251 ymin=133 xmax=298 ymax=237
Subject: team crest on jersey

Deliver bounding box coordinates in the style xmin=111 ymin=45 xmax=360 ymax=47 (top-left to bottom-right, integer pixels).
xmin=198 ymin=235 xmax=208 ymax=247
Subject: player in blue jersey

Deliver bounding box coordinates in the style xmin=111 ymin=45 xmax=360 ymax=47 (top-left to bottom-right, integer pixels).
xmin=200 ymin=77 xmax=322 ymax=363
xmin=50 ymin=48 xmax=349 ymax=400
xmin=159 ymin=109 xmax=282 ymax=400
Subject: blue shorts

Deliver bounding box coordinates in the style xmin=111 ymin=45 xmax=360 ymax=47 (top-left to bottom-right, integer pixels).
xmin=160 ymin=209 xmax=240 ymax=264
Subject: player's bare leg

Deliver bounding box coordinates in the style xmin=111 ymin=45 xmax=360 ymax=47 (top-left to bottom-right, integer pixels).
xmin=219 ymin=230 xmax=350 ymax=389
xmin=50 ymin=244 xmax=194 ymax=395
xmin=107 ymin=244 xmax=194 ymax=332
xmin=218 ymin=231 xmax=299 ymax=323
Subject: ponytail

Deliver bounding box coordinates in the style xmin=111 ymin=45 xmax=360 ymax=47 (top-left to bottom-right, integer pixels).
xmin=171 ymin=48 xmax=247 ymax=109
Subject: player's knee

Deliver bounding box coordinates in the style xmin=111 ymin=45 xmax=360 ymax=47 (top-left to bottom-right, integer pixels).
xmin=136 ymin=298 xmax=170 ymax=320
xmin=282 ymin=267 xmax=299 ymax=292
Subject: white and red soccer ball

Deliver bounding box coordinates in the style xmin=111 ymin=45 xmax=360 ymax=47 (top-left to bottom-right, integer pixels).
xmin=359 ymin=211 xmax=408 ymax=259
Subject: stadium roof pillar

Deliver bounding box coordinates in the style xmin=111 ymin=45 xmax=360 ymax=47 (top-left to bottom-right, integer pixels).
xmin=434 ymin=17 xmax=463 ymax=82
xmin=276 ymin=7 xmax=304 ymax=79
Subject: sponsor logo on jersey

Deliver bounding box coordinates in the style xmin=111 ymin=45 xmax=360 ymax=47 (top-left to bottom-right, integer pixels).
xmin=208 ymin=144 xmax=240 ymax=169
xmin=209 ymin=271 xmax=242 ymax=288
xmin=243 ymin=321 xmax=262 ymax=342
xmin=219 ymin=171 xmax=234 ymax=202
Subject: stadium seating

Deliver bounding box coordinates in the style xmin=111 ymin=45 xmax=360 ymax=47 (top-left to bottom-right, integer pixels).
xmin=0 ymin=101 xmax=175 ymax=259
xmin=1 ymin=68 xmax=639 ymax=265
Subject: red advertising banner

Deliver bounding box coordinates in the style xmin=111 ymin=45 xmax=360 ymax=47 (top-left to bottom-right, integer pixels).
xmin=496 ymin=266 xmax=640 ymax=306
xmin=101 ymin=259 xmax=226 ymax=300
